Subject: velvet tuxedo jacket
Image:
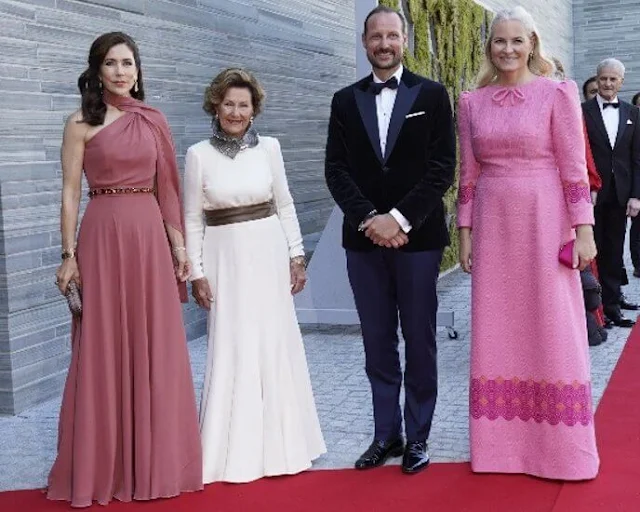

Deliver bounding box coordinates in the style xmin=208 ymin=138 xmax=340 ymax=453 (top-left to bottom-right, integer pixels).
xmin=582 ymin=98 xmax=640 ymax=206
xmin=325 ymin=69 xmax=456 ymax=252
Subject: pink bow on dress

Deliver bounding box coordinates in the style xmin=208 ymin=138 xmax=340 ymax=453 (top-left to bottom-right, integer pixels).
xmin=491 ymin=87 xmax=526 ymax=107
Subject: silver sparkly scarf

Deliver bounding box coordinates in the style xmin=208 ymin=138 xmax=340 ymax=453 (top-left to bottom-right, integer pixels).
xmin=209 ymin=119 xmax=259 ymax=159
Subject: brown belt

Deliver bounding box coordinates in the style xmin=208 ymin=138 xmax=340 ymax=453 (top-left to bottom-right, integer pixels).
xmin=204 ymin=200 xmax=276 ymax=226
xmin=88 ymin=187 xmax=154 ymax=198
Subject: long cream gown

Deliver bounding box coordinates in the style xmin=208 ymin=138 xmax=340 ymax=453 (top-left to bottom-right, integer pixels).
xmin=184 ymin=136 xmax=326 ymax=484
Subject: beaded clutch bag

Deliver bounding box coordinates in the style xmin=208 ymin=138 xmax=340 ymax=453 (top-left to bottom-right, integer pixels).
xmin=66 ymin=280 xmax=82 ymax=317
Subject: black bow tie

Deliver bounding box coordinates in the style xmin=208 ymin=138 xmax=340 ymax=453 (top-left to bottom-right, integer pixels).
xmin=368 ymin=77 xmax=399 ymax=95
xmin=603 ymin=102 xmax=620 ymax=109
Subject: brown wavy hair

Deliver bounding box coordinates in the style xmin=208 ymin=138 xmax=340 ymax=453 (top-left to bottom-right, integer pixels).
xmin=203 ymin=68 xmax=265 ymax=118
xmin=78 ymin=32 xmax=144 ymax=126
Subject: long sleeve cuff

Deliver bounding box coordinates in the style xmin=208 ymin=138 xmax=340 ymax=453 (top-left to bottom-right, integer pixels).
xmin=189 ymin=267 xmax=205 ymax=281
xmin=389 ymin=208 xmax=412 ymax=233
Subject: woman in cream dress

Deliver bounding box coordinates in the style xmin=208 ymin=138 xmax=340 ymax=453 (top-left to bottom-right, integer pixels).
xmin=184 ymin=68 xmax=326 ymax=484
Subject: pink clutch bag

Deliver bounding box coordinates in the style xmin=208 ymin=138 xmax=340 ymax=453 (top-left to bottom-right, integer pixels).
xmin=559 ymin=240 xmax=575 ymax=269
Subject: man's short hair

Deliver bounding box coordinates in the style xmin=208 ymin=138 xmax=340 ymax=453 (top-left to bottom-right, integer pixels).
xmin=363 ymin=5 xmax=407 ymax=35
xmin=596 ymin=58 xmax=625 ymax=77
xmin=582 ymin=76 xmax=597 ymax=98
xmin=632 ymin=92 xmax=640 ymax=107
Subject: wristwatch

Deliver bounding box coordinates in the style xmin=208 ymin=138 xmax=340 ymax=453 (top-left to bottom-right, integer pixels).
xmin=358 ymin=209 xmax=378 ymax=232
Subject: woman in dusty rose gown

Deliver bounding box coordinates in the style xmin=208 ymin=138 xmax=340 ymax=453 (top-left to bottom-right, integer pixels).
xmin=457 ymin=8 xmax=599 ymax=480
xmin=49 ymin=32 xmax=202 ymax=507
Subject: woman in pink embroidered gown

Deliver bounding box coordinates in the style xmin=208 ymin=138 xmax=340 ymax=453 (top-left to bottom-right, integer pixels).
xmin=49 ymin=33 xmax=202 ymax=507
xmin=457 ymin=7 xmax=599 ymax=480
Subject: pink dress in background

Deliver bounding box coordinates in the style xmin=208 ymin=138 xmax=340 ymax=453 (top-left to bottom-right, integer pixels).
xmin=457 ymin=78 xmax=599 ymax=480
xmin=47 ymin=101 xmax=203 ymax=507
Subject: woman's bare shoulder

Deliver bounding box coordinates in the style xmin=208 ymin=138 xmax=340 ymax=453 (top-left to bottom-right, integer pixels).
xmin=63 ymin=109 xmax=91 ymax=143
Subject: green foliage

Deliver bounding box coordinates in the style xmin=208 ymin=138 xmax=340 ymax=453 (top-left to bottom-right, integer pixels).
xmin=379 ymin=0 xmax=491 ymax=270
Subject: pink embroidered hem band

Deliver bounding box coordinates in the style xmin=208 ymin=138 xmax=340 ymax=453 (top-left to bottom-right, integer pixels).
xmin=470 ymin=376 xmax=593 ymax=426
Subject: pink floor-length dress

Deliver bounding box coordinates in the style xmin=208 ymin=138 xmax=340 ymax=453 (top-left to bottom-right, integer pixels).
xmin=47 ymin=105 xmax=203 ymax=507
xmin=457 ymin=78 xmax=600 ymax=480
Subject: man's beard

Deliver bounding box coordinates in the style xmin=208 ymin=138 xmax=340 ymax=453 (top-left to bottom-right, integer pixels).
xmin=367 ymin=51 xmax=402 ymax=70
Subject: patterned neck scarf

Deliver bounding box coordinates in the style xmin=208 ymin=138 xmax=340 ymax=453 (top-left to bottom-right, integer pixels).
xmin=209 ymin=118 xmax=259 ymax=159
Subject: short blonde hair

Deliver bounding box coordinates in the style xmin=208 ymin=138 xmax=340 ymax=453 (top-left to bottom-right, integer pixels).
xmin=203 ymin=67 xmax=266 ymax=117
xmin=476 ymin=6 xmax=554 ymax=88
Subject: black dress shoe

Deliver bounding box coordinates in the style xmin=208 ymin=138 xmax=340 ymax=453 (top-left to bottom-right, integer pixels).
xmin=605 ymin=313 xmax=636 ymax=328
xmin=402 ymin=441 xmax=430 ymax=474
xmin=355 ymin=438 xmax=404 ymax=470
xmin=619 ymin=298 xmax=640 ymax=311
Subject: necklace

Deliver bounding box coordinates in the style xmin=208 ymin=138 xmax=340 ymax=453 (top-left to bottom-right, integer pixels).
xmin=209 ymin=119 xmax=258 ymax=159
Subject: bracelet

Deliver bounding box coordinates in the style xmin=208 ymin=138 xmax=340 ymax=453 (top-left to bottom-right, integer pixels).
xmin=172 ymin=246 xmax=186 ymax=253
xmin=61 ymin=248 xmax=76 ymax=260
xmin=290 ymin=256 xmax=306 ymax=269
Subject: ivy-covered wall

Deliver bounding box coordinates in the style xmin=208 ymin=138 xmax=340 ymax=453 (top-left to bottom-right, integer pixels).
xmin=380 ymin=0 xmax=491 ymax=270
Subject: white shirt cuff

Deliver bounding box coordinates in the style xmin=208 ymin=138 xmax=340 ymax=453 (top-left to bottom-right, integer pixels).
xmin=389 ymin=208 xmax=412 ymax=233
xmin=188 ymin=268 xmax=205 ymax=282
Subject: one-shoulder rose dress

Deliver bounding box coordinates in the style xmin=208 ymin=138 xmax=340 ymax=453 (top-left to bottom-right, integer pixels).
xmin=47 ymin=95 xmax=203 ymax=507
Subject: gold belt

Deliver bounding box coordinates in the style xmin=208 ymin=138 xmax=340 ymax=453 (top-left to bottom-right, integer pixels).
xmin=88 ymin=187 xmax=154 ymax=198
xmin=204 ymin=200 xmax=276 ymax=226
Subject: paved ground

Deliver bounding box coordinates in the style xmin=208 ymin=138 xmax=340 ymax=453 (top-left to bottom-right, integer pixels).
xmin=0 ymin=255 xmax=636 ymax=491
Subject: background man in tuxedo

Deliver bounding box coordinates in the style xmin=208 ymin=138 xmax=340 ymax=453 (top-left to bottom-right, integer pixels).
xmin=583 ymin=58 xmax=640 ymax=327
xmin=324 ymin=5 xmax=455 ymax=474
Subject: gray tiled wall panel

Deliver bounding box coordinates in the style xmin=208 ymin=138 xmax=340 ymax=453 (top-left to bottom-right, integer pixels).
xmin=573 ymin=0 xmax=640 ymax=102
xmin=0 ymin=0 xmax=355 ymax=413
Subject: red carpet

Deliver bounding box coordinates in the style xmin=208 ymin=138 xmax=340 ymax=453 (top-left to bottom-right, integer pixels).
xmin=3 ymin=326 xmax=640 ymax=511
xmin=551 ymin=322 xmax=640 ymax=512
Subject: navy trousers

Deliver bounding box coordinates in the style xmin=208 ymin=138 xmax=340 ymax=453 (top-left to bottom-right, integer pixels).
xmin=346 ymin=248 xmax=442 ymax=443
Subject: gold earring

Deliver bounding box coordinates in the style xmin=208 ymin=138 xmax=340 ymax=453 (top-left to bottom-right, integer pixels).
xmin=134 ymin=80 xmax=139 ymax=93
xmin=99 ymin=81 xmax=103 ymax=89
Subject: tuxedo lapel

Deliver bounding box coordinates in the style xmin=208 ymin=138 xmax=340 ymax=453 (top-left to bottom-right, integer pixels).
xmin=586 ymin=98 xmax=610 ymax=148
xmin=354 ymin=84 xmax=383 ymax=163
xmin=384 ymin=80 xmax=421 ymax=163
xmin=614 ymin=102 xmax=630 ymax=149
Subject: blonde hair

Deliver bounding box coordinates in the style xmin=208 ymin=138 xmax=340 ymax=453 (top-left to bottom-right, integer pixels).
xmin=551 ymin=57 xmax=565 ymax=80
xmin=476 ymin=6 xmax=554 ymax=88
xmin=203 ymin=67 xmax=266 ymax=117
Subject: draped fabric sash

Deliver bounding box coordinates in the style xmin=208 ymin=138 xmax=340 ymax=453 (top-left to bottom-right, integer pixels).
xmin=103 ymin=90 xmax=188 ymax=302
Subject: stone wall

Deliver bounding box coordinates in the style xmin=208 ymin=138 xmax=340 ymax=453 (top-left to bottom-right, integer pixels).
xmin=574 ymin=0 xmax=640 ymax=102
xmin=0 ymin=0 xmax=355 ymax=414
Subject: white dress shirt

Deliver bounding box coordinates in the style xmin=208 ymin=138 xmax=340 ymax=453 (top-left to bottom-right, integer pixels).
xmin=597 ymin=94 xmax=619 ymax=149
xmin=372 ymin=65 xmax=412 ymax=233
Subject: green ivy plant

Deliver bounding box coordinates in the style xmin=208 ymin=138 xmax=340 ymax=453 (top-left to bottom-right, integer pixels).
xmin=379 ymin=0 xmax=491 ymax=270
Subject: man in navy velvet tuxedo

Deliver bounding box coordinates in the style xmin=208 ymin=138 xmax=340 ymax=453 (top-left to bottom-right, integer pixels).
xmin=324 ymin=5 xmax=455 ymax=474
